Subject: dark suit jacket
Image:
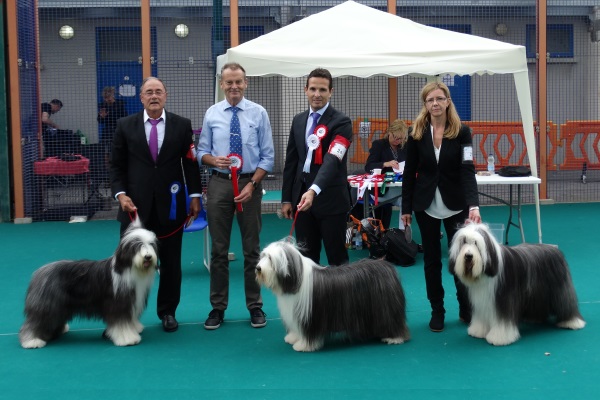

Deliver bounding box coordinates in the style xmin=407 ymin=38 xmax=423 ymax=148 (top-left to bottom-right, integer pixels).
xmin=365 ymin=138 xmax=407 ymax=174
xmin=282 ymin=105 xmax=353 ymax=217
xmin=110 ymin=110 xmax=202 ymax=229
xmin=401 ymin=123 xmax=478 ymax=215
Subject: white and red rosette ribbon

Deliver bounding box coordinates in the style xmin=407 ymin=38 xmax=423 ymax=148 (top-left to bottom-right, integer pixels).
xmin=228 ymin=153 xmax=244 ymax=212
xmin=347 ymin=173 xmax=384 ymax=206
xmin=313 ymin=124 xmax=328 ymax=165
xmin=303 ymin=134 xmax=321 ymax=173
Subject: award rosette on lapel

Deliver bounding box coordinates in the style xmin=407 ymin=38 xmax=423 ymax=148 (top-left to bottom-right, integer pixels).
xmin=228 ymin=153 xmax=244 ymax=212
xmin=302 ymin=125 xmax=329 ymax=173
xmin=313 ymin=124 xmax=328 ymax=165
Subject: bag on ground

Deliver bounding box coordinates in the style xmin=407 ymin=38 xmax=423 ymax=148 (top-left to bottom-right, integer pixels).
xmin=381 ymin=228 xmax=418 ymax=266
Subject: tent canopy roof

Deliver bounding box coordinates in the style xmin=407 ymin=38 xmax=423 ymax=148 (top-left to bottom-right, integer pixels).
xmin=218 ymin=0 xmax=528 ymax=78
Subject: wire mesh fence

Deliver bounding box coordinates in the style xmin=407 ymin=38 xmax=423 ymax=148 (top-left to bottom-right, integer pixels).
xmin=10 ymin=0 xmax=600 ymax=221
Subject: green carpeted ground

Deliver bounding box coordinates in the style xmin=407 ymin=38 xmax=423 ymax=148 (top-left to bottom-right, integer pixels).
xmin=1 ymin=203 xmax=598 ymax=399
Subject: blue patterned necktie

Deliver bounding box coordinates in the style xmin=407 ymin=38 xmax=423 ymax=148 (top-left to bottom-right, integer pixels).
xmin=306 ymin=112 xmax=320 ymax=151
xmin=229 ymin=106 xmax=242 ymax=157
xmin=149 ymin=117 xmax=162 ymax=162
xmin=306 ymin=112 xmax=320 ymax=141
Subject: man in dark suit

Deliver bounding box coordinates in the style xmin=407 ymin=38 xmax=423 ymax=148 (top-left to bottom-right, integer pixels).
xmin=281 ymin=68 xmax=353 ymax=266
xmin=110 ymin=77 xmax=201 ymax=332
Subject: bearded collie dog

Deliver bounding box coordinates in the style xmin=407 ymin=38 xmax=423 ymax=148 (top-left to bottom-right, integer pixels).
xmin=449 ymin=223 xmax=585 ymax=346
xmin=19 ymin=218 xmax=158 ymax=348
xmin=256 ymin=240 xmax=410 ymax=352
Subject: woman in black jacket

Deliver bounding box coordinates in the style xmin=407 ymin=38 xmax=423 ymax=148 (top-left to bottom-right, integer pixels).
xmin=401 ymin=82 xmax=481 ymax=333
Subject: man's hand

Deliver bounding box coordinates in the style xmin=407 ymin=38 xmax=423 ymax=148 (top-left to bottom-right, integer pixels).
xmin=298 ymin=190 xmax=316 ymax=212
xmin=281 ymin=203 xmax=293 ymax=219
xmin=117 ymin=194 xmax=137 ymax=213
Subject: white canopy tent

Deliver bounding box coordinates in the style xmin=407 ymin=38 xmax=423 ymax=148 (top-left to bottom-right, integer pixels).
xmin=216 ymin=0 xmax=542 ymax=243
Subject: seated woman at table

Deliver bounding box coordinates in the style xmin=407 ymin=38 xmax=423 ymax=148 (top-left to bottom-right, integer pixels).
xmin=400 ymin=81 xmax=481 ymax=333
xmin=364 ymin=119 xmax=408 ymax=230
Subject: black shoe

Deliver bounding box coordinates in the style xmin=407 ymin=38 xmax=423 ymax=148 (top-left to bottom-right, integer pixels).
xmin=250 ymin=308 xmax=267 ymax=328
xmin=161 ymin=315 xmax=178 ymax=332
xmin=204 ymin=309 xmax=224 ymax=330
xmin=429 ymin=313 xmax=445 ymax=332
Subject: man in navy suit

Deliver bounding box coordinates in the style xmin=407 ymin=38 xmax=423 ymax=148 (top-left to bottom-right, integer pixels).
xmin=110 ymin=77 xmax=202 ymax=333
xmin=281 ymin=68 xmax=353 ymax=266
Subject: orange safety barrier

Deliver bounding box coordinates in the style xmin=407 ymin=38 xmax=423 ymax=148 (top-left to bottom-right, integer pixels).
xmin=467 ymin=121 xmax=558 ymax=171
xmin=351 ymin=118 xmax=559 ymax=171
xmin=558 ymin=120 xmax=600 ymax=171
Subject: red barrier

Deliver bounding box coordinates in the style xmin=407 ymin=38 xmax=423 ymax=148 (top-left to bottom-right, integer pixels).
xmin=558 ymin=120 xmax=600 ymax=170
xmin=351 ymin=118 xmax=559 ymax=171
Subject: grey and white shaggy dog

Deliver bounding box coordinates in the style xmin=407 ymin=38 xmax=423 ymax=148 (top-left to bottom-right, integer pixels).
xmin=19 ymin=218 xmax=158 ymax=348
xmin=449 ymin=222 xmax=585 ymax=346
xmin=256 ymin=240 xmax=410 ymax=352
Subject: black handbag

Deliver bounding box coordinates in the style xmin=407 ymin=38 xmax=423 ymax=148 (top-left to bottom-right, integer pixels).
xmin=497 ymin=166 xmax=531 ymax=177
xmin=381 ymin=228 xmax=418 ymax=267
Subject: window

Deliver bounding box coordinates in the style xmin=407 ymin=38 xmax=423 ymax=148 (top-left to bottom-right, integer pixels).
xmin=526 ymin=24 xmax=574 ymax=58
xmin=224 ymin=26 xmax=265 ymax=49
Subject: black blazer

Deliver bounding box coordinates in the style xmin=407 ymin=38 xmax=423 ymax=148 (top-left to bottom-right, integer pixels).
xmin=282 ymin=105 xmax=353 ymax=217
xmin=401 ymin=123 xmax=478 ymax=215
xmin=110 ymin=110 xmax=202 ymax=229
xmin=365 ymin=138 xmax=407 ymax=174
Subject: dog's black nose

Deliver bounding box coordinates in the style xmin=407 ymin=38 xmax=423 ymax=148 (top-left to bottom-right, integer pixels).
xmin=465 ymin=253 xmax=473 ymax=261
xmin=144 ymin=254 xmax=152 ymax=260
xmin=255 ymin=266 xmax=261 ymax=272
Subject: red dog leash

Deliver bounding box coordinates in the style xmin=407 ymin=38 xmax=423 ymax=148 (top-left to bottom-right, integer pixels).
xmin=128 ymin=210 xmax=191 ymax=239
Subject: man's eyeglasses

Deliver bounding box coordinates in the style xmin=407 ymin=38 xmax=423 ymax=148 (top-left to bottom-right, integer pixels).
xmin=425 ymin=96 xmax=448 ymax=105
xmin=143 ymin=90 xmax=165 ymax=97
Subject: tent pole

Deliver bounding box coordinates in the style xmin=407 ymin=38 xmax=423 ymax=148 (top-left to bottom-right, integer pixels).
xmin=536 ymin=0 xmax=548 ymax=200
xmin=387 ymin=0 xmax=398 ymax=122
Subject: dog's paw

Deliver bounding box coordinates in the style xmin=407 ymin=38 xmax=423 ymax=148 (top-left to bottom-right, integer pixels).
xmin=284 ymin=332 xmax=300 ymax=345
xmin=292 ymin=340 xmax=315 ymax=352
xmin=485 ymin=325 xmax=520 ymax=346
xmin=467 ymin=319 xmax=489 ymax=339
xmin=111 ymin=332 xmax=142 ymax=347
xmin=133 ymin=320 xmax=144 ymax=334
xmin=106 ymin=325 xmax=142 ymax=346
xmin=381 ymin=337 xmax=406 ymax=345
xmin=20 ymin=338 xmax=47 ymax=349
xmin=557 ymin=317 xmax=586 ymax=330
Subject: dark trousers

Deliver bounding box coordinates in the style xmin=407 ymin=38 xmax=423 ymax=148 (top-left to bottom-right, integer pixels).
xmin=295 ymin=205 xmax=349 ymax=266
xmin=414 ymin=210 xmax=471 ymax=315
xmin=120 ymin=202 xmax=183 ymax=319
xmin=206 ymin=175 xmax=263 ymax=311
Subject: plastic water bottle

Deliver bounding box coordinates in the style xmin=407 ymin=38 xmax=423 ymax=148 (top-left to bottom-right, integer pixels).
xmin=487 ymin=154 xmax=495 ymax=173
xmin=355 ymin=231 xmax=363 ymax=250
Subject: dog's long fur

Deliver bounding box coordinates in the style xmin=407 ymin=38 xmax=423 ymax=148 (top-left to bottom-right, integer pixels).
xmin=449 ymin=222 xmax=585 ymax=346
xmin=256 ymin=240 xmax=410 ymax=352
xmin=19 ymin=218 xmax=158 ymax=348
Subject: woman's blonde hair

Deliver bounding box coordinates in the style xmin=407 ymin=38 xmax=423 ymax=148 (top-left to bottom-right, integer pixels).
xmin=411 ymin=82 xmax=461 ymax=140
xmin=383 ymin=119 xmax=408 ymax=149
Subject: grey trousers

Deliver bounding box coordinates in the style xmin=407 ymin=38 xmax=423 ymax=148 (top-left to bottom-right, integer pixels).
xmin=206 ymin=174 xmax=263 ymax=311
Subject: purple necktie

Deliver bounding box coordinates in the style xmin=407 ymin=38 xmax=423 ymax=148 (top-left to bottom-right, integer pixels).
xmin=149 ymin=118 xmax=162 ymax=162
xmin=307 ymin=112 xmax=320 ymax=141
xmin=306 ymin=112 xmax=320 ymax=151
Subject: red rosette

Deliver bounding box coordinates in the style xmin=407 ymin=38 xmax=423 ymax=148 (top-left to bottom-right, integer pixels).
xmin=314 ymin=124 xmax=328 ymax=139
xmin=314 ymin=125 xmax=328 ymax=165
xmin=228 ymin=153 xmax=244 ymax=212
